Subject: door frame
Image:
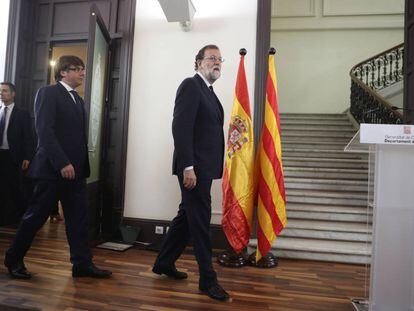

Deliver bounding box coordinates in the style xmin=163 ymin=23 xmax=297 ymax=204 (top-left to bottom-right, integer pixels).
xmin=84 ymin=4 xmax=112 ymax=237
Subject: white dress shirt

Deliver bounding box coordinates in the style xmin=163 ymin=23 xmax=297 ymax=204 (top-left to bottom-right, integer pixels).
xmin=59 ymin=80 xmax=77 ymax=104
xmin=196 ymin=71 xmax=212 ymax=89
xmin=0 ymin=102 xmax=15 ymax=149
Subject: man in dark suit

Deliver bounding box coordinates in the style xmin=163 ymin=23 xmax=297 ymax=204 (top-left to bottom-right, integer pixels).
xmin=152 ymin=45 xmax=229 ymax=301
xmin=4 ymin=55 xmax=112 ymax=279
xmin=0 ymin=82 xmax=34 ymax=225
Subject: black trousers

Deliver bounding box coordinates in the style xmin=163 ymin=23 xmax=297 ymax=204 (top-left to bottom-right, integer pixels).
xmin=5 ymin=178 xmax=92 ymax=266
xmin=0 ymin=150 xmax=27 ymax=225
xmin=50 ymin=201 xmax=59 ymax=215
xmin=154 ymin=176 xmax=217 ymax=287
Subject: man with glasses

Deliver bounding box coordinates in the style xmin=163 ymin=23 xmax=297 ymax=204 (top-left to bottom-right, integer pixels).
xmin=4 ymin=55 xmax=112 ymax=279
xmin=0 ymin=82 xmax=34 ymax=225
xmin=153 ymin=45 xmax=229 ymax=301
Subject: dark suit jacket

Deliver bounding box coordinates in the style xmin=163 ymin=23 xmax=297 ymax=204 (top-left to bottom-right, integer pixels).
xmin=172 ymin=74 xmax=224 ymax=180
xmin=27 ymin=82 xmax=90 ymax=180
xmin=6 ymin=106 xmax=35 ymax=166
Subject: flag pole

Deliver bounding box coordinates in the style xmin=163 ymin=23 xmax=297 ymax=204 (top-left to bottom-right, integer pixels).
xmin=217 ymin=48 xmax=250 ymax=268
xmin=247 ymin=47 xmax=279 ymax=268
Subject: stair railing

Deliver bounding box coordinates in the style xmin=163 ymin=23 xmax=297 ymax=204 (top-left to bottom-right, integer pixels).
xmin=350 ymin=43 xmax=404 ymax=124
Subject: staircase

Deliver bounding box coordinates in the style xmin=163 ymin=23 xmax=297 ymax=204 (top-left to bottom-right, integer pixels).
xmin=250 ymin=113 xmax=371 ymax=264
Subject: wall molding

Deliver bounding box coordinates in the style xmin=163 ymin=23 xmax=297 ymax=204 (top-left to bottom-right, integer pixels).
xmin=272 ymin=0 xmax=316 ymax=18
xmin=271 ymin=17 xmax=404 ymax=31
xmin=122 ymin=217 xmax=229 ymax=250
xmin=322 ymin=0 xmax=404 ymax=17
xmin=271 ymin=0 xmax=404 ymax=31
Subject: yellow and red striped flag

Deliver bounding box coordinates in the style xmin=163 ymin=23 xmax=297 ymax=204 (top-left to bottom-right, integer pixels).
xmin=256 ymin=49 xmax=287 ymax=261
xmin=222 ymin=49 xmax=255 ymax=253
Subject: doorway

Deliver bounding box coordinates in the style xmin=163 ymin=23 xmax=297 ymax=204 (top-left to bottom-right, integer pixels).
xmin=49 ymin=43 xmax=88 ymax=97
xmin=5 ymin=0 xmax=136 ymax=240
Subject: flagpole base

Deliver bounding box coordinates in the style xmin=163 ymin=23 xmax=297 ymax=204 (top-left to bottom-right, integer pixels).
xmin=248 ymin=251 xmax=278 ymax=268
xmin=217 ymin=249 xmax=247 ymax=268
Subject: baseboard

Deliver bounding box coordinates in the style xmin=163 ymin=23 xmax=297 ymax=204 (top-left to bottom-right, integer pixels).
xmin=122 ymin=217 xmax=229 ymax=250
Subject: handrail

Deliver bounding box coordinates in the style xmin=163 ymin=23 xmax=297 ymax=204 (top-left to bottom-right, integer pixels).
xmin=349 ymin=43 xmax=404 ymax=124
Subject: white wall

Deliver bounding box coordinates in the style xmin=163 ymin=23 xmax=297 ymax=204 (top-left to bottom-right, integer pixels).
xmin=123 ymin=0 xmax=258 ymax=224
xmin=271 ymin=0 xmax=404 ymax=113
xmin=0 ymin=0 xmax=10 ymax=81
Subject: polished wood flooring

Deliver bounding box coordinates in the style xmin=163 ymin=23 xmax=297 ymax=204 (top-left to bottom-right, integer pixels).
xmin=0 ymin=222 xmax=368 ymax=311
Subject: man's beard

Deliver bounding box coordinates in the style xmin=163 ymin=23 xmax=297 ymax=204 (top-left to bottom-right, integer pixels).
xmin=207 ymin=70 xmax=221 ymax=82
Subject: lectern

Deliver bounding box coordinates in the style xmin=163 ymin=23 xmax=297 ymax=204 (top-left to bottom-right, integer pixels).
xmin=349 ymin=124 xmax=414 ymax=311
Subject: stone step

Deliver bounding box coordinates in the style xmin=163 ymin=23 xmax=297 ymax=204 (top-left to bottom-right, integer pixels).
xmin=287 ymin=189 xmax=367 ymax=200
xmin=282 ymin=140 xmax=348 ymax=150
xmin=281 ymin=119 xmax=352 ymax=126
xmin=283 ymin=157 xmax=368 ymax=169
xmin=274 ymin=250 xmax=369 ymax=264
xmin=285 ymin=218 xmax=371 ymax=233
xmin=280 ymin=228 xmax=371 ymax=242
xmin=280 ymin=113 xmax=349 ymax=120
xmin=285 ymin=177 xmax=368 ymax=192
xmin=287 ymin=202 xmax=371 ymax=214
xmin=249 ymin=237 xmax=371 ymax=264
xmin=282 ymin=148 xmax=367 ymax=160
xmin=286 ymin=189 xmax=367 ymax=207
xmin=287 ymin=209 xmax=372 ymax=223
xmin=282 ymin=135 xmax=352 ymax=143
xmin=281 ymin=124 xmax=357 ymax=135
xmin=287 ymin=195 xmax=366 ymax=206
xmin=284 ymin=167 xmax=368 ymax=180
xmin=282 ymin=128 xmax=356 ymax=137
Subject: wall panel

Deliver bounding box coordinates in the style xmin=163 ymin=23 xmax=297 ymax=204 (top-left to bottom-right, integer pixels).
xmin=272 ymin=0 xmax=315 ymax=17
xmin=271 ymin=0 xmax=404 ymax=113
xmin=52 ymin=1 xmax=111 ymax=36
xmin=323 ymin=0 xmax=404 ymax=17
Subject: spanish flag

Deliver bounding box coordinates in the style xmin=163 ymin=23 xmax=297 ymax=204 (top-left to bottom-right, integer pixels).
xmin=256 ymin=49 xmax=287 ymax=261
xmin=222 ymin=49 xmax=255 ymax=253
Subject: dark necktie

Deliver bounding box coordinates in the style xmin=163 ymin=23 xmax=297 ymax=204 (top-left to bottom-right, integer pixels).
xmin=69 ymin=90 xmax=86 ymax=119
xmin=0 ymin=106 xmax=8 ymax=146
xmin=208 ymin=85 xmax=223 ymax=121
xmin=70 ymin=90 xmax=83 ymax=105
xmin=209 ymin=85 xmax=219 ymax=102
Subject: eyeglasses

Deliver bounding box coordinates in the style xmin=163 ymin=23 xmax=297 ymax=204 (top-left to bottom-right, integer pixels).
xmin=67 ymin=66 xmax=85 ymax=72
xmin=203 ymin=56 xmax=225 ymax=63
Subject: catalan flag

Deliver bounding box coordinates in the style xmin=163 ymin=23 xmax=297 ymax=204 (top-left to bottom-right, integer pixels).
xmin=222 ymin=50 xmax=255 ymax=253
xmin=256 ymin=50 xmax=287 ymax=261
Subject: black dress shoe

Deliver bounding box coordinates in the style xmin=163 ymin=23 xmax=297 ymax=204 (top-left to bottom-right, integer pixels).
xmin=5 ymin=260 xmax=32 ymax=279
xmin=152 ymin=265 xmax=188 ymax=279
xmin=199 ymin=283 xmax=230 ymax=301
xmin=72 ymin=263 xmax=112 ymax=278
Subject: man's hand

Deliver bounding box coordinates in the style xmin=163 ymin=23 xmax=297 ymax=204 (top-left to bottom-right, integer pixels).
xmin=21 ymin=160 xmax=30 ymax=170
xmin=183 ymin=169 xmax=197 ymax=189
xmin=61 ymin=164 xmax=75 ymax=180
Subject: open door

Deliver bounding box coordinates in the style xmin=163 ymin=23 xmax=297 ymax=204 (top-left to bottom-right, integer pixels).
xmin=84 ymin=4 xmax=111 ymax=238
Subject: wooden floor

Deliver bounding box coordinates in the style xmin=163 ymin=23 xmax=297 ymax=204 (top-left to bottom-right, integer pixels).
xmin=0 ymin=222 xmax=369 ymax=311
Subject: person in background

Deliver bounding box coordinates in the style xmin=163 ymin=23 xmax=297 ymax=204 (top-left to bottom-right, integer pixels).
xmin=0 ymin=82 xmax=34 ymax=226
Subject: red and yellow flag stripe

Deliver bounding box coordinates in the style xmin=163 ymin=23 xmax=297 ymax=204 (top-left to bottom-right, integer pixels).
xmin=256 ymin=52 xmax=287 ymax=261
xmin=222 ymin=52 xmax=255 ymax=253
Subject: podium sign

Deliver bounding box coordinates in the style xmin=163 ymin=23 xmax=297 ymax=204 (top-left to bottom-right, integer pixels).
xmin=360 ymin=123 xmax=414 ymax=145
xmin=359 ymin=124 xmax=414 ymax=311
